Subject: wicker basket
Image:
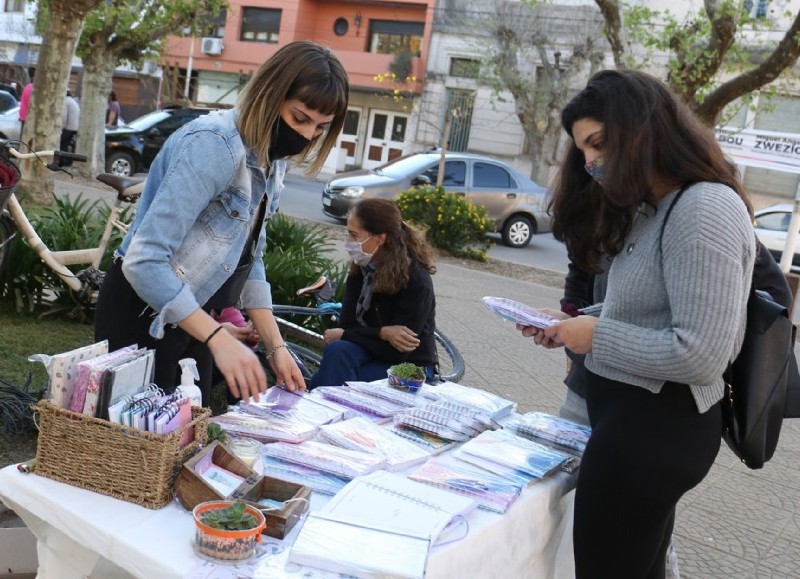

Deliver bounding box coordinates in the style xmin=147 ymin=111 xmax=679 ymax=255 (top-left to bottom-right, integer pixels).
xmin=34 ymin=400 xmax=211 ymax=509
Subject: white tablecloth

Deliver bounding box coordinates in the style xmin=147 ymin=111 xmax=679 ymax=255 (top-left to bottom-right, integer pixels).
xmin=0 ymin=462 xmax=575 ymax=578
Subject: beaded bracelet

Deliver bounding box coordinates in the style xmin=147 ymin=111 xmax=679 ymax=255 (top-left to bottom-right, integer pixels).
xmin=203 ymin=325 xmax=224 ymax=346
xmin=265 ymin=342 xmax=288 ymax=360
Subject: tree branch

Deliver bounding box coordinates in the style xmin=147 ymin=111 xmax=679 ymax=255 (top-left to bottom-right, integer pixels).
xmin=696 ymin=11 xmax=800 ymax=123
xmin=593 ymin=0 xmax=626 ymax=67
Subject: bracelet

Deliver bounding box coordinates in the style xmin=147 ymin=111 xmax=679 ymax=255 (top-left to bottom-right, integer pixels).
xmin=203 ymin=325 xmax=225 ymax=346
xmin=265 ymin=342 xmax=288 ymax=360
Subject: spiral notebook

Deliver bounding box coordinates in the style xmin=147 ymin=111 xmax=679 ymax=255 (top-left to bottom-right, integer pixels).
xmin=289 ymin=470 xmax=476 ymax=578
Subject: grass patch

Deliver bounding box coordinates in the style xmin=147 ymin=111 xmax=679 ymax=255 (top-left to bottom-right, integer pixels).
xmin=0 ymin=309 xmax=94 ymax=392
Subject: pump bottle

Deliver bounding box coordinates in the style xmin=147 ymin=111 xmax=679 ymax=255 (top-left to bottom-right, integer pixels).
xmin=177 ymin=358 xmax=203 ymax=407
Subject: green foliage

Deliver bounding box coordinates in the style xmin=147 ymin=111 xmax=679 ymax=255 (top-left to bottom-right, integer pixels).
xmin=0 ymin=307 xmax=93 ymax=393
xmin=79 ymin=0 xmax=229 ymax=65
xmin=389 ymin=50 xmax=414 ymax=79
xmin=264 ymin=213 xmax=347 ymax=307
xmin=388 ymin=363 xmax=425 ymax=380
xmin=199 ymin=501 xmax=258 ymax=531
xmin=0 ymin=195 xmax=124 ymax=315
xmin=207 ymin=423 xmax=229 ymax=444
xmin=395 ymin=186 xmax=492 ymax=262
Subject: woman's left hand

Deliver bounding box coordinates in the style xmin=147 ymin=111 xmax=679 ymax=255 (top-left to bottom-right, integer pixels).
xmin=269 ymin=345 xmax=306 ymax=392
xmin=543 ymin=315 xmax=597 ymax=354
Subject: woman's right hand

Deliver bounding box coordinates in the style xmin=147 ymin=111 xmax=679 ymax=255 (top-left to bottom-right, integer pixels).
xmin=380 ymin=325 xmax=420 ymax=352
xmin=209 ymin=331 xmax=267 ymax=401
xmin=516 ymin=308 xmax=570 ymax=349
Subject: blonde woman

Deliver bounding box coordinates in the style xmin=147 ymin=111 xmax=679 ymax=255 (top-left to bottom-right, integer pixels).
xmin=95 ymin=41 xmax=349 ymax=405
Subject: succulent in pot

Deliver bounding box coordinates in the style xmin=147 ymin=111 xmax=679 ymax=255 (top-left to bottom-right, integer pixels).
xmin=193 ymin=500 xmax=266 ymax=561
xmin=387 ymin=363 xmax=426 ymax=393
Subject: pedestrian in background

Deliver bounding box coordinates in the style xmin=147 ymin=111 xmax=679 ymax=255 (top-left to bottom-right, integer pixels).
xmin=18 ymin=82 xmax=32 ymax=136
xmin=60 ymin=90 xmax=80 ymax=167
xmin=105 ymin=90 xmax=120 ymax=128
xmin=519 ymin=69 xmax=755 ymax=578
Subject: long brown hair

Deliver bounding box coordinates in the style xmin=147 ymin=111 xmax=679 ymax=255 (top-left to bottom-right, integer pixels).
xmin=551 ymin=69 xmax=752 ymax=274
xmin=236 ymin=40 xmax=349 ymax=174
xmin=349 ymin=198 xmax=436 ymax=293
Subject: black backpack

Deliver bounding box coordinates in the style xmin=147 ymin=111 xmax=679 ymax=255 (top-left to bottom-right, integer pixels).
xmin=662 ymin=187 xmax=798 ymax=469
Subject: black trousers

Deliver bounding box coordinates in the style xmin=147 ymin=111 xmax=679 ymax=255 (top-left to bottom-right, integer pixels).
xmin=59 ymin=129 xmax=77 ymax=166
xmin=94 ymin=260 xmax=214 ymax=405
xmin=574 ymin=371 xmax=721 ymax=579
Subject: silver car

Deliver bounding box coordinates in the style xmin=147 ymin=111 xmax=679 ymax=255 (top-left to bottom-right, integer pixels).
xmin=0 ymin=106 xmax=21 ymax=141
xmin=321 ymin=152 xmax=551 ymax=247
xmin=753 ymin=203 xmax=800 ymax=267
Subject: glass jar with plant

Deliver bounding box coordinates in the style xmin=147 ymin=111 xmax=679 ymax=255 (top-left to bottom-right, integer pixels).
xmin=193 ymin=500 xmax=266 ymax=561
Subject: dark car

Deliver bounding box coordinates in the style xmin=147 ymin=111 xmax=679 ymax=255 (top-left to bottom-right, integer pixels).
xmin=0 ymin=89 xmax=18 ymax=114
xmin=105 ymin=105 xmax=216 ymax=176
xmin=322 ymin=152 xmax=551 ymax=247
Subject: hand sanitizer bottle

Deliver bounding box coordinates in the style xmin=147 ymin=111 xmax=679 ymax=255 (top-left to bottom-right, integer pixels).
xmin=177 ymin=358 xmax=203 ymax=407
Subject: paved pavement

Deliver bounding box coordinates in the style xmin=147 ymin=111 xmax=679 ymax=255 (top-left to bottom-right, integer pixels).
xmin=44 ymin=173 xmax=800 ymax=577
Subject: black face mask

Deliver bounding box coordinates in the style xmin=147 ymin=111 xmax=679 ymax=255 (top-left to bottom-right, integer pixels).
xmin=269 ymin=117 xmax=311 ymax=161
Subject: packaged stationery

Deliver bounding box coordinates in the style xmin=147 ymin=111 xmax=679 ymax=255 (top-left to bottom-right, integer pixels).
xmin=261 ymin=439 xmax=386 ymax=479
xmin=319 ymin=417 xmax=429 ymax=470
xmin=508 ymin=411 xmax=592 ymax=454
xmin=315 ymin=386 xmax=407 ymax=419
xmin=418 ymin=381 xmax=517 ymax=419
xmin=409 ymin=454 xmax=522 ymax=513
xmin=260 ymin=455 xmax=349 ymax=495
xmin=40 ymin=340 xmax=109 ymax=409
xmin=210 ymin=411 xmax=317 ymax=444
xmin=458 ymin=429 xmax=569 ymax=479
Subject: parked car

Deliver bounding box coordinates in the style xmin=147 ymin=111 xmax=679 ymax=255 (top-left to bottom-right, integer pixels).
xmin=321 ymin=152 xmax=551 ymax=247
xmin=0 ymin=106 xmax=21 ymax=141
xmin=0 ymin=90 xmax=17 ymax=114
xmin=753 ymin=204 xmax=800 ymax=266
xmin=105 ymin=104 xmax=216 ymax=176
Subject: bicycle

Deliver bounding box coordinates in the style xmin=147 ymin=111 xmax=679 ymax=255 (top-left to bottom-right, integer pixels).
xmin=267 ymin=276 xmax=466 ymax=384
xmin=0 ymin=138 xmax=144 ymax=308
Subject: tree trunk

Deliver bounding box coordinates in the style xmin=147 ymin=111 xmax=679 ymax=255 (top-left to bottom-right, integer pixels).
xmin=20 ymin=0 xmax=103 ymax=205
xmin=76 ymin=52 xmax=117 ymax=178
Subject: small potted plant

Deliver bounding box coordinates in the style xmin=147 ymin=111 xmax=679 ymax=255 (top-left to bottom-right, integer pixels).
xmin=193 ymin=500 xmax=266 ymax=561
xmin=387 ymin=363 xmax=426 ymax=393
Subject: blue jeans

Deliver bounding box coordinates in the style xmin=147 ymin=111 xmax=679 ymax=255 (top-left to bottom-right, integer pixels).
xmin=309 ymin=340 xmax=435 ymax=389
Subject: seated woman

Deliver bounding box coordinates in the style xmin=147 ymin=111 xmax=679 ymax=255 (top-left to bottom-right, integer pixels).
xmin=310 ymin=198 xmax=438 ymax=387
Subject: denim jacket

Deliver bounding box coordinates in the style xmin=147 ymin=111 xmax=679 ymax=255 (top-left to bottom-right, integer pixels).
xmin=116 ymin=109 xmax=285 ymax=339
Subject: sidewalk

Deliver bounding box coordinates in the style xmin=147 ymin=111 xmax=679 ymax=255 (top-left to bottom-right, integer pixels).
xmin=432 ymin=262 xmax=800 ymax=578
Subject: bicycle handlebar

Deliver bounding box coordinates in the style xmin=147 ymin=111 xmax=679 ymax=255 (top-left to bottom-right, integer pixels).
xmin=0 ymin=138 xmax=87 ymax=168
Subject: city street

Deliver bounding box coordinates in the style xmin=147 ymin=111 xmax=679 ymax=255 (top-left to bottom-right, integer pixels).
xmin=281 ymin=170 xmax=571 ymax=273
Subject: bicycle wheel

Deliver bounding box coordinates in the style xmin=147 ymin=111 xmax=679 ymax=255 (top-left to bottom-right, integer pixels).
xmin=434 ymin=329 xmax=465 ymax=383
xmin=272 ymin=305 xmax=328 ymax=349
xmin=285 ymin=342 xmax=323 ymax=383
xmin=0 ymin=215 xmax=16 ymax=279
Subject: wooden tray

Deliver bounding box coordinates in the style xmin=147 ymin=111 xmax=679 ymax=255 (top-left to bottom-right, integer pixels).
xmin=174 ymin=441 xmax=308 ymax=539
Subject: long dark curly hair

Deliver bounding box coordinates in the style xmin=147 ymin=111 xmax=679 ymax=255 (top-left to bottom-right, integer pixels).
xmin=551 ymin=69 xmax=752 ymax=274
xmin=349 ymin=198 xmax=436 ymax=293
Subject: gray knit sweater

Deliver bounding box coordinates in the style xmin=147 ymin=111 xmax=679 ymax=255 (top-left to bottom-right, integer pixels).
xmin=583 ymin=182 xmax=755 ymax=413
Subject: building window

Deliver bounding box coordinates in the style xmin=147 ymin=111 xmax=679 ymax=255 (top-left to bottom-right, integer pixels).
xmin=449 ymin=58 xmax=480 ymax=79
xmin=202 ymin=8 xmax=227 ymax=38
xmin=368 ymin=20 xmax=424 ymax=56
xmin=743 ymin=0 xmax=770 ymax=18
xmin=4 ymin=0 xmax=25 ymax=12
xmin=240 ymin=7 xmax=280 ymax=43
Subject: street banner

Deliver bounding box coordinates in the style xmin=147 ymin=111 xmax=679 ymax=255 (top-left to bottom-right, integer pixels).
xmin=715 ymin=126 xmax=800 ymax=175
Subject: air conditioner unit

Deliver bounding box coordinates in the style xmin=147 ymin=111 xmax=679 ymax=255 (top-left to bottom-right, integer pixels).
xmin=201 ymin=37 xmax=224 ymax=56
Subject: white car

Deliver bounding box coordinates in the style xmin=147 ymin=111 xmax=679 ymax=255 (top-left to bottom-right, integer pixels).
xmin=0 ymin=105 xmax=20 ymax=141
xmin=753 ymin=203 xmax=800 ymax=267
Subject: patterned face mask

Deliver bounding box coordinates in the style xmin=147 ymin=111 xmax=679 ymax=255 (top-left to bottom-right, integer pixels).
xmin=584 ymin=156 xmax=605 ymax=184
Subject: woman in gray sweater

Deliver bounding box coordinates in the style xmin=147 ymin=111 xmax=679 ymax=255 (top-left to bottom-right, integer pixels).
xmin=522 ymin=70 xmax=755 ymax=578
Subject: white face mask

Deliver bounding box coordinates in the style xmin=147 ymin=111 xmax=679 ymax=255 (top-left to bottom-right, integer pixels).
xmin=344 ymin=236 xmax=373 ymax=266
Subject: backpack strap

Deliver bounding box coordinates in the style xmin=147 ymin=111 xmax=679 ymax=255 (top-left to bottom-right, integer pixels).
xmin=658 ymin=184 xmax=692 ymax=252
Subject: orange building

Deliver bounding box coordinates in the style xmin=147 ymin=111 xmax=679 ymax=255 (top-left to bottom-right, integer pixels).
xmin=161 ymin=0 xmax=435 ymax=171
